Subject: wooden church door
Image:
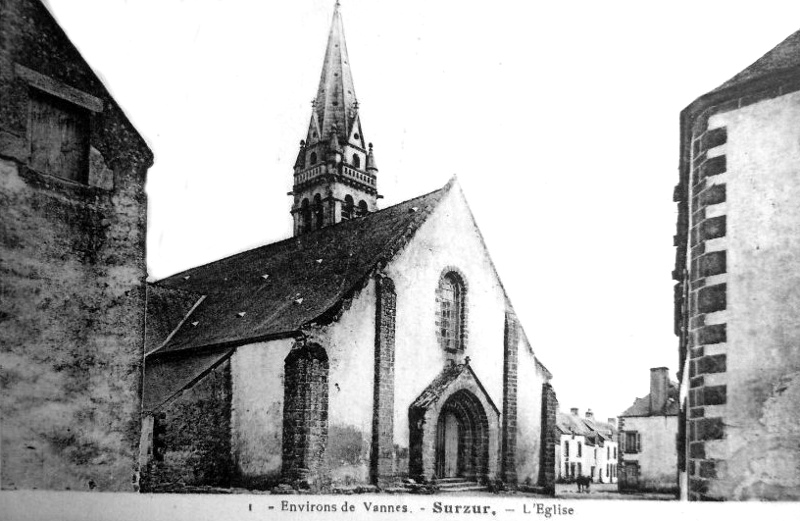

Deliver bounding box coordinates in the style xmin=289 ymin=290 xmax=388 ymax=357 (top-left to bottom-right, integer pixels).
xmin=442 ymin=412 xmax=460 ymax=477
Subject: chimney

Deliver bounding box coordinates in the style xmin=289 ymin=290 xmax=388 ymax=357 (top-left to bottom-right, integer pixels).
xmin=570 ymin=408 xmax=579 ymax=416
xmin=650 ymin=367 xmax=669 ymax=413
xmin=585 ymin=409 xmax=594 ymax=420
xmin=607 ymin=418 xmax=617 ymax=428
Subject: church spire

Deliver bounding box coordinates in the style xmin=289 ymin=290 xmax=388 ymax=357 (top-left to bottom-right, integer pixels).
xmin=313 ymin=0 xmax=358 ymax=143
xmin=291 ymin=1 xmax=380 ymax=237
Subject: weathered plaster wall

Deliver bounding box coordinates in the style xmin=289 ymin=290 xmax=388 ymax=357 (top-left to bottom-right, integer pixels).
xmin=230 ymin=339 xmax=293 ymax=488
xmin=515 ymin=340 xmax=545 ymax=485
xmin=0 ymin=0 xmax=152 ymax=491
xmin=707 ymin=92 xmax=800 ymax=500
xmin=308 ymin=279 xmax=376 ymax=486
xmin=621 ymin=416 xmax=678 ymax=492
xmin=140 ymin=359 xmax=232 ymax=491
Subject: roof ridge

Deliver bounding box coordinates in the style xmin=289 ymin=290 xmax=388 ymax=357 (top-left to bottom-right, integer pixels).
xmin=156 ymin=181 xmax=454 ymax=284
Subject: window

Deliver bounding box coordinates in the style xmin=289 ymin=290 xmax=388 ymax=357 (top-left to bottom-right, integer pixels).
xmin=607 ymin=446 xmax=610 ymax=459
xmin=577 ymin=441 xmax=582 ymax=457
xmin=313 ymin=194 xmax=323 ymax=229
xmin=357 ymin=200 xmax=368 ymax=217
xmin=624 ymin=431 xmax=640 ymax=454
xmin=564 ymin=440 xmax=569 ymax=458
xmin=29 ymin=89 xmax=90 ymax=183
xmin=438 ymin=272 xmax=465 ymax=352
xmin=341 ymin=195 xmax=355 ymax=220
xmin=300 ymin=198 xmax=312 ymax=233
xmin=310 ymin=151 xmax=318 ymax=165
xmin=614 ymin=447 xmax=617 ymax=459
xmin=352 ymin=153 xmax=361 ymax=168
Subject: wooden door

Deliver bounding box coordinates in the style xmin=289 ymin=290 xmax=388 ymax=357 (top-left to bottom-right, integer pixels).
xmin=443 ymin=412 xmax=459 ymax=477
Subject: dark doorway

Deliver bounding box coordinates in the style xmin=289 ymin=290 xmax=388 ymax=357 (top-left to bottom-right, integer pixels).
xmin=433 ymin=390 xmax=489 ymax=480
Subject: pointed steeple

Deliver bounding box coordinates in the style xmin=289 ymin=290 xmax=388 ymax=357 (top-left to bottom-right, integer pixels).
xmin=313 ymin=1 xmax=358 ymax=143
xmin=290 ymin=1 xmax=380 ymax=237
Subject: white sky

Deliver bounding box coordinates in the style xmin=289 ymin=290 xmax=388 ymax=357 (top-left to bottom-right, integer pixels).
xmin=44 ymin=0 xmax=800 ymax=421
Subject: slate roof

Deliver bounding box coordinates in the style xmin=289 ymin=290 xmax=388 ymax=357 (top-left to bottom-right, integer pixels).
xmin=582 ymin=417 xmax=617 ymax=444
xmin=312 ymin=1 xmax=359 ymax=142
xmin=148 ymin=180 xmax=453 ymax=357
xmin=556 ymin=412 xmax=592 ymax=437
xmin=144 ymin=284 xmax=203 ymax=354
xmin=557 ymin=413 xmax=618 ymax=446
xmin=711 ymin=29 xmax=800 ymax=95
xmin=620 ymin=382 xmax=680 ymax=417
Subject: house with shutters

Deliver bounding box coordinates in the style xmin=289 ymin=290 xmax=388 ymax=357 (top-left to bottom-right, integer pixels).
xmin=617 ymin=368 xmax=678 ymax=494
xmin=555 ymin=409 xmax=617 ymax=484
xmin=139 ymin=2 xmax=557 ymax=493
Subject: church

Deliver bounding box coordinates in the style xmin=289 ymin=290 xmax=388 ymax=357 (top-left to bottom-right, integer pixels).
xmin=140 ymin=2 xmax=557 ymax=492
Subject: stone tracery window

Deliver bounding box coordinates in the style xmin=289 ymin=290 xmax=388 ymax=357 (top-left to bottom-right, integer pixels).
xmin=437 ymin=271 xmax=466 ymax=353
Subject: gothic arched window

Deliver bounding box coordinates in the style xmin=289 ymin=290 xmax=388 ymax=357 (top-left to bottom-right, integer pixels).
xmin=352 ymin=154 xmax=361 ymax=168
xmin=342 ymin=195 xmax=355 ymax=221
xmin=357 ymin=200 xmax=368 ymax=217
xmin=300 ymin=198 xmax=312 ymax=233
xmin=313 ymin=194 xmax=323 ymax=229
xmin=310 ymin=152 xmax=318 ymax=165
xmin=437 ymin=271 xmax=466 ymax=353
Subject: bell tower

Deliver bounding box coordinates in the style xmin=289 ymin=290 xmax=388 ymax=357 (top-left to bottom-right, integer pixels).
xmin=291 ymin=1 xmax=380 ymax=236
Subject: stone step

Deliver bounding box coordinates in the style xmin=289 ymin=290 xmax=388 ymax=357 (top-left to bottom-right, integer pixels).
xmin=438 ymin=484 xmax=487 ymax=493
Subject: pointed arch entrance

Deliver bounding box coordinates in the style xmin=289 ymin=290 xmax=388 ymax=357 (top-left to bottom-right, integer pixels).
xmin=408 ymin=362 xmax=500 ymax=482
xmin=434 ymin=389 xmax=490 ymax=479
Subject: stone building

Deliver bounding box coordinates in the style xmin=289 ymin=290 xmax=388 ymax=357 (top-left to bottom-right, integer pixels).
xmin=617 ymin=368 xmax=678 ymax=494
xmin=0 ymin=0 xmax=153 ymax=491
xmin=555 ymin=409 xmax=617 ymax=484
xmin=140 ymin=3 xmax=557 ymax=493
xmin=674 ymin=27 xmax=800 ymax=501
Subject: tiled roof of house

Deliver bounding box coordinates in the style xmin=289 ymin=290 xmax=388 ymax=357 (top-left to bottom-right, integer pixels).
xmin=147 ymin=180 xmax=453 ymax=357
xmin=582 ymin=417 xmax=617 ymax=443
xmin=556 ymin=412 xmax=593 ymax=437
xmin=711 ymin=29 xmax=800 ymax=95
xmin=620 ymin=382 xmax=680 ymax=417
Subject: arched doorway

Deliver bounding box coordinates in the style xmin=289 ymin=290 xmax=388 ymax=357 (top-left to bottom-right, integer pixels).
xmin=433 ymin=389 xmax=489 ymax=480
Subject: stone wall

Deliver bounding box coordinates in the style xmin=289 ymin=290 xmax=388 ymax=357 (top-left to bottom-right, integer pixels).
xmin=140 ymin=359 xmax=233 ymax=491
xmin=0 ymin=0 xmax=152 ymax=491
xmin=371 ymin=274 xmax=396 ymax=486
xmin=281 ymin=343 xmax=330 ymax=489
xmin=538 ymin=383 xmax=558 ymax=493
xmin=702 ymin=89 xmax=800 ymax=500
xmin=501 ymin=310 xmax=519 ymax=485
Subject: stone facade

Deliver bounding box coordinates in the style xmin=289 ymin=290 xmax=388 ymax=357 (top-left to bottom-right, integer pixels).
xmin=371 ymin=274 xmax=397 ymax=486
xmin=675 ymin=30 xmax=800 ymax=501
xmin=0 ymin=0 xmax=152 ymax=491
xmin=538 ymin=384 xmax=558 ymax=493
xmin=140 ymin=359 xmax=233 ymax=492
